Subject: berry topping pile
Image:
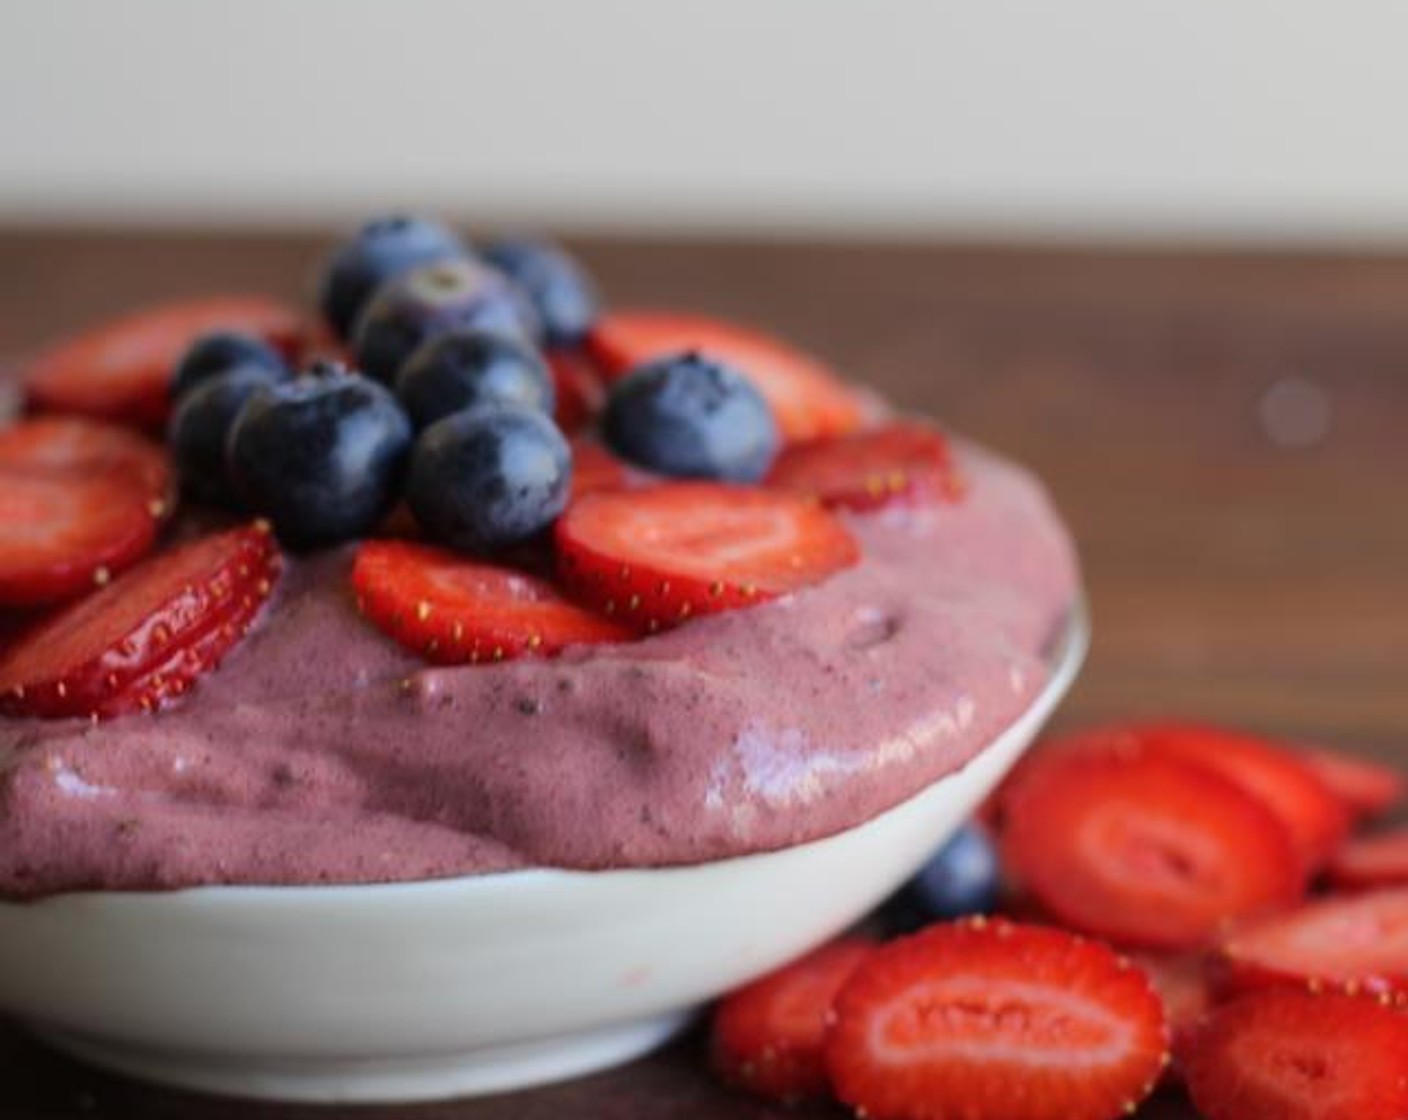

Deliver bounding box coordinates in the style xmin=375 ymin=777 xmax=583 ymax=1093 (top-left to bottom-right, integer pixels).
xmin=5 ymin=214 xmax=971 ymax=707
xmin=706 ymin=720 xmax=1408 ymax=1119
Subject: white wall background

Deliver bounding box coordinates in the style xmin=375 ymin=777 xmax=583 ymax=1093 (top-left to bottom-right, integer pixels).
xmin=4 ymin=0 xmax=1408 ymax=242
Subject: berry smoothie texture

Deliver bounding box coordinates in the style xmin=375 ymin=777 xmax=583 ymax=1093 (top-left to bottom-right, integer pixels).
xmin=0 ymin=442 xmax=1077 ymax=897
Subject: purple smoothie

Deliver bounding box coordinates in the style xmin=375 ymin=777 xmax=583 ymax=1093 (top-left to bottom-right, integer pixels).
xmin=0 ymin=442 xmax=1077 ymax=897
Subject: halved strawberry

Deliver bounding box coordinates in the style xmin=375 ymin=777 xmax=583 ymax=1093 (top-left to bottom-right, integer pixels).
xmin=586 ymin=311 xmax=865 ymax=443
xmin=768 ymin=423 xmax=964 ymax=511
xmin=24 ymin=295 xmax=302 ymax=428
xmin=555 ymin=483 xmax=859 ymax=632
xmin=0 ymin=473 xmax=161 ymax=608
xmin=0 ymin=416 xmax=175 ymax=520
xmin=1127 ymin=951 xmax=1214 ymax=1057
xmin=826 ymin=918 xmax=1168 ymax=1120
xmin=1002 ymin=749 xmax=1302 ymax=949
xmin=1298 ymin=747 xmax=1404 ymax=821
xmin=547 ymin=348 xmax=606 ymax=433
xmin=1135 ymin=722 xmax=1349 ymax=874
xmin=352 ymin=539 xmax=630 ymax=665
xmin=0 ymin=522 xmax=279 ymax=719
xmin=1183 ymin=989 xmax=1408 ymax=1120
xmin=1217 ymin=888 xmax=1408 ymax=1000
xmin=1328 ymin=828 xmax=1408 ymax=890
xmin=710 ymin=937 xmax=875 ymax=1102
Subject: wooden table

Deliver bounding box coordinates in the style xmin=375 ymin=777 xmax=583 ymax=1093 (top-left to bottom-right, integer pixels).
xmin=0 ymin=230 xmax=1404 ymax=1118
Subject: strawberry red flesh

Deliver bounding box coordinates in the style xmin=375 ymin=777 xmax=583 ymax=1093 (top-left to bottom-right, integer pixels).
xmin=1127 ymin=951 xmax=1213 ymax=1071
xmin=547 ymin=347 xmax=606 ymax=433
xmin=0 ymin=522 xmax=280 ymax=719
xmin=826 ymin=918 xmax=1168 ymax=1120
xmin=0 ymin=472 xmax=160 ymax=608
xmin=0 ymin=416 xmax=175 ymax=520
xmin=710 ymin=938 xmax=875 ymax=1102
xmin=1298 ymin=747 xmax=1404 ymax=821
xmin=768 ymin=423 xmax=963 ymax=511
xmin=569 ymin=437 xmax=632 ymax=500
xmin=587 ymin=311 xmax=865 ymax=443
xmin=1217 ymin=887 xmax=1408 ymax=999
xmin=1002 ymin=750 xmax=1303 ymax=949
xmin=1329 ymin=828 xmax=1408 ymax=890
xmin=1135 ymin=722 xmax=1349 ymax=873
xmin=1183 ymin=988 xmax=1408 ymax=1120
xmin=24 ymin=295 xmax=302 ymax=428
xmin=0 ymin=417 xmax=178 ymax=606
xmin=555 ymin=483 xmax=859 ymax=632
xmin=353 ymin=539 xmax=630 ymax=665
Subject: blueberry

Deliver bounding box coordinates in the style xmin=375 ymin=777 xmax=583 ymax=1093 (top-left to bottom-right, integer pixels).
xmin=406 ymin=404 xmax=570 ymax=553
xmin=602 ymin=351 xmax=778 ymax=482
xmin=895 ymin=825 xmax=1002 ymax=928
xmin=226 ymin=371 xmax=412 ymax=549
xmin=317 ymin=215 xmax=468 ymax=341
xmin=168 ymin=369 xmax=275 ymax=506
xmin=352 ymin=259 xmax=542 ymax=384
xmin=170 ymin=332 xmax=288 ymax=402
xmin=481 ymin=238 xmax=601 ymax=346
xmin=396 ymin=330 xmax=554 ymax=430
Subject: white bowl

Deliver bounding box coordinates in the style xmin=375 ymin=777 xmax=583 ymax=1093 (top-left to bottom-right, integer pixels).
xmin=0 ymin=605 xmax=1087 ymax=1103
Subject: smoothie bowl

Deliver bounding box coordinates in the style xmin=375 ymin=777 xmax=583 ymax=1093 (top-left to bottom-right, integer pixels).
xmin=0 ymin=222 xmax=1083 ymax=1101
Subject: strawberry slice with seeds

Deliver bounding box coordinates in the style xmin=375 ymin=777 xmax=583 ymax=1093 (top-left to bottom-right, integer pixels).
xmin=25 ymin=295 xmax=302 ymax=428
xmin=1298 ymin=747 xmax=1403 ymax=821
xmin=1135 ymin=722 xmax=1349 ymax=874
xmin=352 ymin=540 xmax=630 ymax=665
xmin=1183 ymin=989 xmax=1408 ymax=1120
xmin=1328 ymin=828 xmax=1408 ymax=890
xmin=1002 ymin=749 xmax=1302 ymax=949
xmin=826 ymin=918 xmax=1169 ymax=1120
xmin=1217 ymin=888 xmax=1408 ymax=1000
xmin=710 ymin=938 xmax=875 ymax=1102
xmin=0 ymin=416 xmax=175 ymax=521
xmin=555 ymin=483 xmax=859 ymax=632
xmin=0 ymin=522 xmax=280 ymax=719
xmin=768 ymin=422 xmax=964 ymax=511
xmin=587 ymin=311 xmax=865 ymax=443
xmin=0 ymin=473 xmax=161 ymax=608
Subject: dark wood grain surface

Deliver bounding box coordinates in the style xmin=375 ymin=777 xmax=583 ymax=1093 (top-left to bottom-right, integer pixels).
xmin=0 ymin=229 xmax=1404 ymax=1119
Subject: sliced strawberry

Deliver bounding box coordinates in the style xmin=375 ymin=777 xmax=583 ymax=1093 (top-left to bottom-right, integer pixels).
xmin=587 ymin=311 xmax=865 ymax=443
xmin=1127 ymin=951 xmax=1214 ymax=1057
xmin=569 ymin=437 xmax=631 ymax=500
xmin=710 ymin=937 xmax=874 ymax=1102
xmin=768 ymin=423 xmax=964 ymax=511
xmin=1298 ymin=747 xmax=1404 ymax=821
xmin=1217 ymin=888 xmax=1408 ymax=1000
xmin=352 ymin=540 xmax=630 ymax=665
xmin=826 ymin=918 xmax=1168 ymax=1120
xmin=0 ymin=473 xmax=161 ymax=608
xmin=1183 ymin=989 xmax=1408 ymax=1120
xmin=555 ymin=483 xmax=859 ymax=632
xmin=1002 ymin=749 xmax=1302 ymax=949
xmin=547 ymin=348 xmax=606 ymax=433
xmin=25 ymin=295 xmax=302 ymax=428
xmin=0 ymin=522 xmax=279 ymax=719
xmin=0 ymin=416 xmax=175 ymax=521
xmin=1135 ymin=722 xmax=1349 ymax=873
xmin=1329 ymin=828 xmax=1408 ymax=890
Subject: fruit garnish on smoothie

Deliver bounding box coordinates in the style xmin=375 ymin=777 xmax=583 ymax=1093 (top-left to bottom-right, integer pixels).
xmin=0 ymin=215 xmax=1078 ymax=897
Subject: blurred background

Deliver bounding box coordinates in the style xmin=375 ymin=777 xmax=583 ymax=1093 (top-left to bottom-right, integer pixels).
xmin=0 ymin=0 xmax=1403 ymax=751
xmin=4 ymin=0 xmax=1408 ymax=241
